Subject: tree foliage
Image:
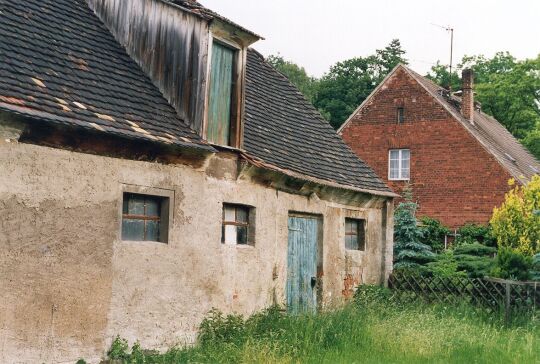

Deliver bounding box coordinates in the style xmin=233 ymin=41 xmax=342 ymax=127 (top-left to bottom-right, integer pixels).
xmin=313 ymin=39 xmax=408 ymax=129
xmin=426 ymin=250 xmax=466 ymax=278
xmin=490 ymin=176 xmax=540 ymax=255
xmin=419 ymin=216 xmax=450 ymax=253
xmin=455 ymin=223 xmax=496 ymax=247
xmin=393 ymin=195 xmax=436 ymax=270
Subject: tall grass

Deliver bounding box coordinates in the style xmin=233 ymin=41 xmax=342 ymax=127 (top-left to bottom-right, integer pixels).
xmin=106 ymin=286 xmax=539 ymax=363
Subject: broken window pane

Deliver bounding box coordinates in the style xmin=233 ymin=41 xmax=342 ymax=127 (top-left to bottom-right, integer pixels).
xmin=224 ymin=224 xmax=237 ymax=244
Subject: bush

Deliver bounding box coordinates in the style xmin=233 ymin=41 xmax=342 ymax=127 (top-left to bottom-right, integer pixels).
xmin=453 ymin=243 xmax=497 ymax=257
xmin=491 ymin=248 xmax=533 ymax=281
xmin=426 ymin=250 xmax=467 ymax=278
xmin=490 ymin=176 xmax=540 ymax=255
xmin=455 ymin=224 xmax=496 ymax=247
xmin=419 ymin=217 xmax=450 ymax=253
xmin=354 ymin=284 xmax=393 ymax=306
xmin=198 ymin=308 xmax=248 ymax=347
xmin=107 ymin=336 xmax=129 ymax=360
xmin=451 ymin=243 xmax=496 ymax=278
xmin=454 ymin=254 xmax=495 ymax=278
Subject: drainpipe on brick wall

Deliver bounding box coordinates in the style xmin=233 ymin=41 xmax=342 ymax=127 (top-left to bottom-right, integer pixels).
xmin=461 ymin=68 xmax=474 ymax=123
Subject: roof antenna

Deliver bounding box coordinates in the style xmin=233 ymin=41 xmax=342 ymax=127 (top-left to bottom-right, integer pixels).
xmin=431 ymin=23 xmax=454 ymax=90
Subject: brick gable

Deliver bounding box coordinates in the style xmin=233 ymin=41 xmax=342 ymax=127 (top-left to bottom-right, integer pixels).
xmin=340 ymin=67 xmax=513 ymax=228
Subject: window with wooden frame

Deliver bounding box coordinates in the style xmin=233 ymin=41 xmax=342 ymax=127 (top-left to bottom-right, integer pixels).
xmin=222 ymin=204 xmax=253 ymax=245
xmin=345 ymin=218 xmax=366 ymax=251
xmin=397 ymin=107 xmax=405 ymax=123
xmin=389 ymin=149 xmax=410 ymax=180
xmin=207 ymin=40 xmax=240 ymax=147
xmin=121 ymin=193 xmax=170 ymax=243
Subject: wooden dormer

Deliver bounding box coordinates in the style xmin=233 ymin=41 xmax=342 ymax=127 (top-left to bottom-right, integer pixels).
xmin=88 ymin=0 xmax=260 ymax=148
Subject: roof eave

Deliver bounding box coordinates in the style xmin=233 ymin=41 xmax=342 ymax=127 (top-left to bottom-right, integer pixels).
xmin=241 ymin=152 xmax=398 ymax=198
xmin=0 ymin=103 xmax=216 ymax=153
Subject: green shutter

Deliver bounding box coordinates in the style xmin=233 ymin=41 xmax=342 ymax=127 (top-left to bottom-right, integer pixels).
xmin=207 ymin=42 xmax=235 ymax=145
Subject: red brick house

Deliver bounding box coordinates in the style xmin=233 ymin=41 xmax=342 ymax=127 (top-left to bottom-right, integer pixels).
xmin=339 ymin=65 xmax=540 ymax=228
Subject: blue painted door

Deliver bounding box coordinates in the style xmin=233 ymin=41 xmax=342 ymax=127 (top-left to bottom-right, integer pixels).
xmin=287 ymin=215 xmax=318 ymax=314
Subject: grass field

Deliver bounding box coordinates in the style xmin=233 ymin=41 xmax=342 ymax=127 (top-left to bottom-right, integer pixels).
xmin=103 ymin=287 xmax=539 ymax=364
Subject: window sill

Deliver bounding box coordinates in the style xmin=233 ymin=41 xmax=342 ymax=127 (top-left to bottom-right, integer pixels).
xmin=211 ymin=143 xmax=246 ymax=153
xmin=120 ymin=239 xmax=168 ymax=245
xmin=388 ymin=178 xmax=410 ymax=182
xmin=222 ymin=242 xmax=255 ymax=249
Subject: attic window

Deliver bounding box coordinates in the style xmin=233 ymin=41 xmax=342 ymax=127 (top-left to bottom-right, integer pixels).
xmin=397 ymin=107 xmax=405 ymax=123
xmin=207 ymin=41 xmax=239 ymax=147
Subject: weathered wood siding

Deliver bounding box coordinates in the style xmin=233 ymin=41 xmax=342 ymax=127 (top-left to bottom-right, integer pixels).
xmin=88 ymin=0 xmax=209 ymax=133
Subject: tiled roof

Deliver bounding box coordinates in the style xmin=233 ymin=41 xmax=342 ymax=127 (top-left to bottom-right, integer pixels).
xmin=406 ymin=67 xmax=540 ymax=183
xmin=244 ymin=50 xmax=392 ymax=194
xmin=0 ymin=0 xmax=392 ymax=196
xmin=0 ymin=0 xmax=214 ymax=152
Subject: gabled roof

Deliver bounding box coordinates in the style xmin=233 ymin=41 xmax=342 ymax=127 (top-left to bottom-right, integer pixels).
xmin=0 ymin=0 xmax=393 ymax=196
xmin=0 ymin=0 xmax=214 ymax=152
xmin=340 ymin=64 xmax=540 ymax=183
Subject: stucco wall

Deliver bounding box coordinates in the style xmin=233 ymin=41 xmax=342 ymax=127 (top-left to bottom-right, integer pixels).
xmin=0 ymin=129 xmax=392 ymax=363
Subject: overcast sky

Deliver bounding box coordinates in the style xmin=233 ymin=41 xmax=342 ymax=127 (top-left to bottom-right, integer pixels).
xmin=202 ymin=0 xmax=540 ymax=77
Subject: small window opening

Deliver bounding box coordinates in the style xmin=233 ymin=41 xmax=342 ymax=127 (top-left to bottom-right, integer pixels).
xmin=397 ymin=107 xmax=405 ymax=123
xmin=222 ymin=204 xmax=253 ymax=245
xmin=121 ymin=193 xmax=169 ymax=243
xmin=345 ymin=218 xmax=366 ymax=251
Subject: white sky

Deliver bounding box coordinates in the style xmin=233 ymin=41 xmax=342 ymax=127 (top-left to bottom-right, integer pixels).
xmin=202 ymin=0 xmax=540 ymax=77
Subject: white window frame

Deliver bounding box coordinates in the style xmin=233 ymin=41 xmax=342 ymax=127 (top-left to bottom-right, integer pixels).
xmin=388 ymin=149 xmax=410 ymax=181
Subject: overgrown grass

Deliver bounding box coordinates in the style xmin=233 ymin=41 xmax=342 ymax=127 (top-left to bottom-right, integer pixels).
xmin=105 ymin=286 xmax=539 ymax=363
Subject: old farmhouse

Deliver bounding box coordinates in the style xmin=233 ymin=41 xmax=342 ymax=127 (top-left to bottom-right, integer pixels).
xmin=0 ymin=0 xmax=396 ymax=362
xmin=339 ymin=65 xmax=540 ymax=228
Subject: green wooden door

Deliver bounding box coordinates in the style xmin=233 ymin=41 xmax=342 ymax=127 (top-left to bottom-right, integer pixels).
xmin=286 ymin=215 xmax=318 ymax=314
xmin=207 ymin=42 xmax=234 ymax=145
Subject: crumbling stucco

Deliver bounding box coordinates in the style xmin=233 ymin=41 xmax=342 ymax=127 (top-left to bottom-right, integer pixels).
xmin=0 ymin=137 xmax=393 ymax=363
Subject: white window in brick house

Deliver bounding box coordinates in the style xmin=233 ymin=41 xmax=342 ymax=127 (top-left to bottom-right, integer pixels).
xmin=389 ymin=149 xmax=410 ymax=180
xmin=121 ymin=193 xmax=170 ymax=243
xmin=222 ymin=204 xmax=254 ymax=245
xmin=345 ymin=218 xmax=366 ymax=251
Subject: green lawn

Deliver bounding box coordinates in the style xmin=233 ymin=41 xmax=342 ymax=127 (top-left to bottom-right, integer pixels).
xmin=103 ymin=287 xmax=539 ymax=364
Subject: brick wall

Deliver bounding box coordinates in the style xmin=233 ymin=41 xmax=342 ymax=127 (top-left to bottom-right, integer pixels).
xmin=340 ymin=67 xmax=512 ymax=228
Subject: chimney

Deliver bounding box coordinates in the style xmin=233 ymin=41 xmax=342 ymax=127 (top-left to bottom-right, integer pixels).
xmin=461 ymin=69 xmax=474 ymax=123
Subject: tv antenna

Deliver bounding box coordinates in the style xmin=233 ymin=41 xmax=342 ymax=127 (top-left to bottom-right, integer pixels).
xmin=431 ymin=23 xmax=454 ymax=86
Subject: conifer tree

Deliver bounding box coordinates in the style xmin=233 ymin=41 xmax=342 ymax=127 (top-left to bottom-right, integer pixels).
xmin=393 ymin=186 xmax=436 ymax=270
